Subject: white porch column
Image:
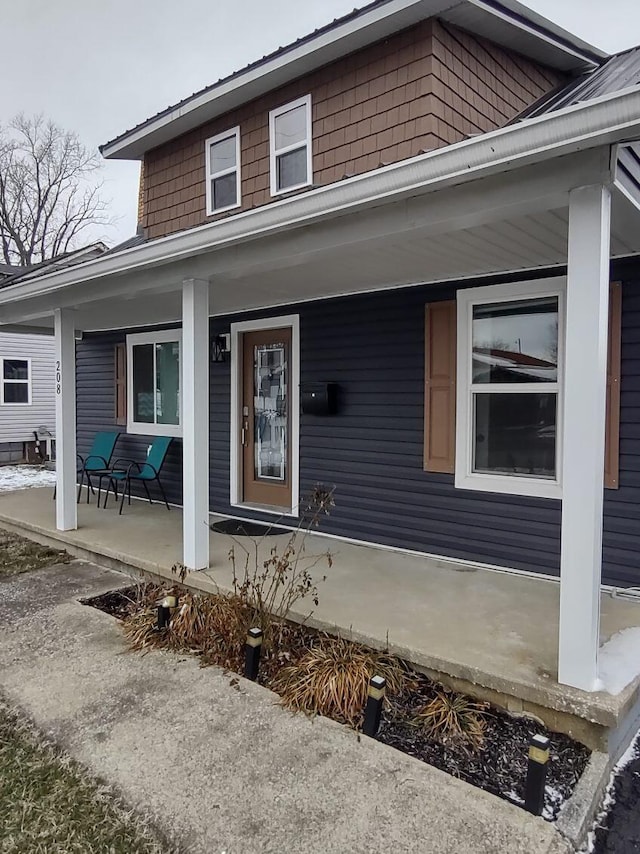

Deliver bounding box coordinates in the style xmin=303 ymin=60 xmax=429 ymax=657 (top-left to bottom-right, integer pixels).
xmin=558 ymin=184 xmax=611 ymax=691
xmin=54 ymin=308 xmax=77 ymax=531
xmin=181 ymin=278 xmax=210 ymax=570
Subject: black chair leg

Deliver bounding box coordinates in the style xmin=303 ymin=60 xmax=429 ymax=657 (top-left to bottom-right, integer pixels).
xmin=119 ymin=477 xmax=128 ymax=515
xmin=142 ymin=481 xmax=153 ymax=505
xmin=77 ymin=471 xmax=84 ymax=503
xmin=157 ymin=477 xmax=170 ymax=511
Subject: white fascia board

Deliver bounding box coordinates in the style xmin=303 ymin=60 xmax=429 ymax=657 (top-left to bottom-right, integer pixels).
xmin=468 ymin=0 xmax=605 ymax=68
xmin=101 ymin=0 xmax=603 ymax=161
xmin=2 ymin=84 xmax=640 ymax=312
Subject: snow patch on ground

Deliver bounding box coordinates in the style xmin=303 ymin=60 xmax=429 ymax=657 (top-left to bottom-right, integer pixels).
xmin=597 ymin=628 xmax=640 ymax=695
xmin=0 ymin=465 xmax=56 ymax=493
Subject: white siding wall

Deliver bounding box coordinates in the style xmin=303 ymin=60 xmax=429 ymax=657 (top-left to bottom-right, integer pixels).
xmin=0 ymin=332 xmax=55 ymax=443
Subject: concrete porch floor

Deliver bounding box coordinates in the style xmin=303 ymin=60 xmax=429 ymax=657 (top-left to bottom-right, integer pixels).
xmin=2 ymin=486 xmax=640 ymax=749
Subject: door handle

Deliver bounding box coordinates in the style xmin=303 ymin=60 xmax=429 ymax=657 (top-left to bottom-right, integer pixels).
xmin=241 ymin=426 xmax=246 ymax=447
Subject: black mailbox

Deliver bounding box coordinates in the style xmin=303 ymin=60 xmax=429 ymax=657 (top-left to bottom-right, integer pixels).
xmin=301 ymin=382 xmax=338 ymax=415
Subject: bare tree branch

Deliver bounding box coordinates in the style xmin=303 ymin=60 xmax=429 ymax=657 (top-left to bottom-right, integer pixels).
xmin=0 ymin=114 xmax=114 ymax=266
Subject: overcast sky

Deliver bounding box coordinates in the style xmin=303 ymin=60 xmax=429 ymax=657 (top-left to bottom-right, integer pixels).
xmin=3 ymin=0 xmax=639 ymax=247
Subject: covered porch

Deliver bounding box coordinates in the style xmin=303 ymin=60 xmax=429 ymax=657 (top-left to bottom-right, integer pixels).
xmin=2 ymin=91 xmax=640 ymax=698
xmin=1 ymin=485 xmax=640 ymax=750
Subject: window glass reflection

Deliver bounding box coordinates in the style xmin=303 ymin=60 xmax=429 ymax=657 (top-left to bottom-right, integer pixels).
xmin=472 ymin=297 xmax=558 ymax=384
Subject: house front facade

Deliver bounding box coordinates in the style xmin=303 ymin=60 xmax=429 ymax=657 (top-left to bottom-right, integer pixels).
xmin=2 ymin=0 xmax=640 ymax=695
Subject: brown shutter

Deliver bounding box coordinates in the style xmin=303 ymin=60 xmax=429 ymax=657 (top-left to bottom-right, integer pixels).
xmin=114 ymin=343 xmax=127 ymax=426
xmin=424 ymin=300 xmax=456 ymax=473
xmin=605 ymin=282 xmax=622 ymax=489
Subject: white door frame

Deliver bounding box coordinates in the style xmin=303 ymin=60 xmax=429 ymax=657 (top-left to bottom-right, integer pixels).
xmin=229 ymin=314 xmax=300 ymax=516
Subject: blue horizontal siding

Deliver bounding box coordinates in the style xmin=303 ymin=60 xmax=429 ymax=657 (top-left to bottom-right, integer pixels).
xmin=75 ymin=259 xmax=640 ymax=586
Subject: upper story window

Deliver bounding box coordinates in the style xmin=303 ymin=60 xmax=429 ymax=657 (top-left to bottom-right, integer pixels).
xmin=455 ymin=279 xmax=564 ymax=499
xmin=1 ymin=358 xmax=31 ymax=405
xmin=269 ymin=95 xmax=312 ymax=196
xmin=205 ymin=127 xmax=241 ymax=215
xmin=127 ymin=330 xmax=182 ymax=437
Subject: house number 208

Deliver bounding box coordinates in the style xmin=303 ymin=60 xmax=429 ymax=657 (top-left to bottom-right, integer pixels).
xmin=55 ymin=361 xmax=61 ymax=394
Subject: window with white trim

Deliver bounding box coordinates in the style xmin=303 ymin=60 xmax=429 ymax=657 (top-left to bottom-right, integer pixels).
xmin=269 ymin=95 xmax=312 ymax=195
xmin=205 ymin=127 xmax=241 ymax=214
xmin=126 ymin=330 xmax=182 ymax=437
xmin=1 ymin=358 xmax=31 ymax=405
xmin=455 ymin=279 xmax=564 ymax=499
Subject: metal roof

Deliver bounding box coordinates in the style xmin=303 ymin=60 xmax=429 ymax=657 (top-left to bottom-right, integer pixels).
xmin=520 ymin=46 xmax=640 ymax=120
xmin=100 ymin=0 xmax=605 ymax=161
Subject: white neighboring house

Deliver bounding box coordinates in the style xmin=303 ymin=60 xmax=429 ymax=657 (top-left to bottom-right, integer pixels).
xmin=0 ymin=245 xmax=108 ymax=463
xmin=0 ymin=329 xmax=55 ymax=463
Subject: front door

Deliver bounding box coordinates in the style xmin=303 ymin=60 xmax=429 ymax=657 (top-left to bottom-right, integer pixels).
xmin=241 ymin=327 xmax=292 ymax=509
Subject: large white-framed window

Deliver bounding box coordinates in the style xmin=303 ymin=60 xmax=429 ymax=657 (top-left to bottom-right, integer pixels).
xmin=205 ymin=126 xmax=241 ymax=215
xmin=269 ymin=95 xmax=312 ymax=196
xmin=1 ymin=357 xmax=31 ymax=405
xmin=126 ymin=329 xmax=182 ymax=437
xmin=455 ymin=277 xmax=565 ymax=499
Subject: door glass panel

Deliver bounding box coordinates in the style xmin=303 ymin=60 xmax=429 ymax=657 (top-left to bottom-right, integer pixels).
xmin=253 ymin=342 xmax=287 ymax=481
xmin=155 ymin=341 xmax=180 ymax=425
xmin=472 ymin=297 xmax=558 ymax=383
xmin=132 ymin=344 xmax=154 ymax=423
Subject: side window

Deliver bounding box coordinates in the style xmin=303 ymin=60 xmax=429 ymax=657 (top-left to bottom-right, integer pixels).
xmin=424 ymin=281 xmax=622 ymax=491
xmin=269 ymin=95 xmax=312 ymax=196
xmin=205 ymin=127 xmax=241 ymax=215
xmin=1 ymin=358 xmax=31 ymax=404
xmin=126 ymin=330 xmax=182 ymax=437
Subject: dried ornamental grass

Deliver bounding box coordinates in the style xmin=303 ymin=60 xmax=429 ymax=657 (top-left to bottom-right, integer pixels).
xmin=412 ymin=688 xmax=489 ymax=753
xmin=271 ymin=635 xmax=410 ymax=727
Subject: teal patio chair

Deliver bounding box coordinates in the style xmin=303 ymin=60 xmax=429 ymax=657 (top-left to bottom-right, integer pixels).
xmin=100 ymin=436 xmax=173 ymax=515
xmin=53 ymin=430 xmax=120 ymax=503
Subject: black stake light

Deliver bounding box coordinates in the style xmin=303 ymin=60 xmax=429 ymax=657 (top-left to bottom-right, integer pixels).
xmin=524 ymin=734 xmax=550 ymax=816
xmin=362 ymin=675 xmax=386 ymax=738
xmin=244 ymin=627 xmax=263 ymax=681
xmin=156 ymin=595 xmax=178 ymax=631
xmin=157 ymin=602 xmax=170 ymax=630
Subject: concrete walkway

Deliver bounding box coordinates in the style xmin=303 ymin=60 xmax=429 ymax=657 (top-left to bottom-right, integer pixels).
xmin=0 ymin=560 xmax=570 ymax=854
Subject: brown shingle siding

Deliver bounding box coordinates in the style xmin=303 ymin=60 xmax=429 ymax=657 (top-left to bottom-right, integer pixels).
xmin=142 ymin=18 xmax=566 ymax=239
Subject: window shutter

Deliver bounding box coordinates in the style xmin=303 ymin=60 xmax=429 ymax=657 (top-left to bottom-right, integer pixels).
xmin=115 ymin=343 xmax=127 ymax=426
xmin=424 ymin=300 xmax=456 ymax=473
xmin=605 ymin=282 xmax=622 ymax=489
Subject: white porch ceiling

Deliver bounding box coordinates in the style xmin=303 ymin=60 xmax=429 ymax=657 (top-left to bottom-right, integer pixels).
xmin=2 ymin=148 xmax=640 ymax=332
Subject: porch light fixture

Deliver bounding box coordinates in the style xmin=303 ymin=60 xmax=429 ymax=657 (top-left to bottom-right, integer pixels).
xmin=524 ymin=734 xmax=550 ymax=816
xmin=212 ymin=333 xmax=230 ymax=363
xmin=362 ymin=675 xmax=386 ymax=738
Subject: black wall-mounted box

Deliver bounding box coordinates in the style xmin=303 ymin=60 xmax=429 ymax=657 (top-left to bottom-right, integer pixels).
xmin=301 ymin=382 xmax=338 ymax=415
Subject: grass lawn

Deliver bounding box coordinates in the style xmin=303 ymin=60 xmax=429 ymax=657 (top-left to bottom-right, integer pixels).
xmin=0 ymin=528 xmax=70 ymax=580
xmin=0 ymin=698 xmax=170 ymax=854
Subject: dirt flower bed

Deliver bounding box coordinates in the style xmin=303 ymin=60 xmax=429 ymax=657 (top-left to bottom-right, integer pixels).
xmin=0 ymin=527 xmax=70 ymax=579
xmin=83 ymin=581 xmax=590 ymax=820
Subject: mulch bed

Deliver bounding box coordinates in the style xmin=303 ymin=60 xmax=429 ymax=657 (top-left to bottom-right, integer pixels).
xmin=83 ymin=583 xmax=590 ymax=821
xmin=378 ymin=672 xmax=588 ymax=820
